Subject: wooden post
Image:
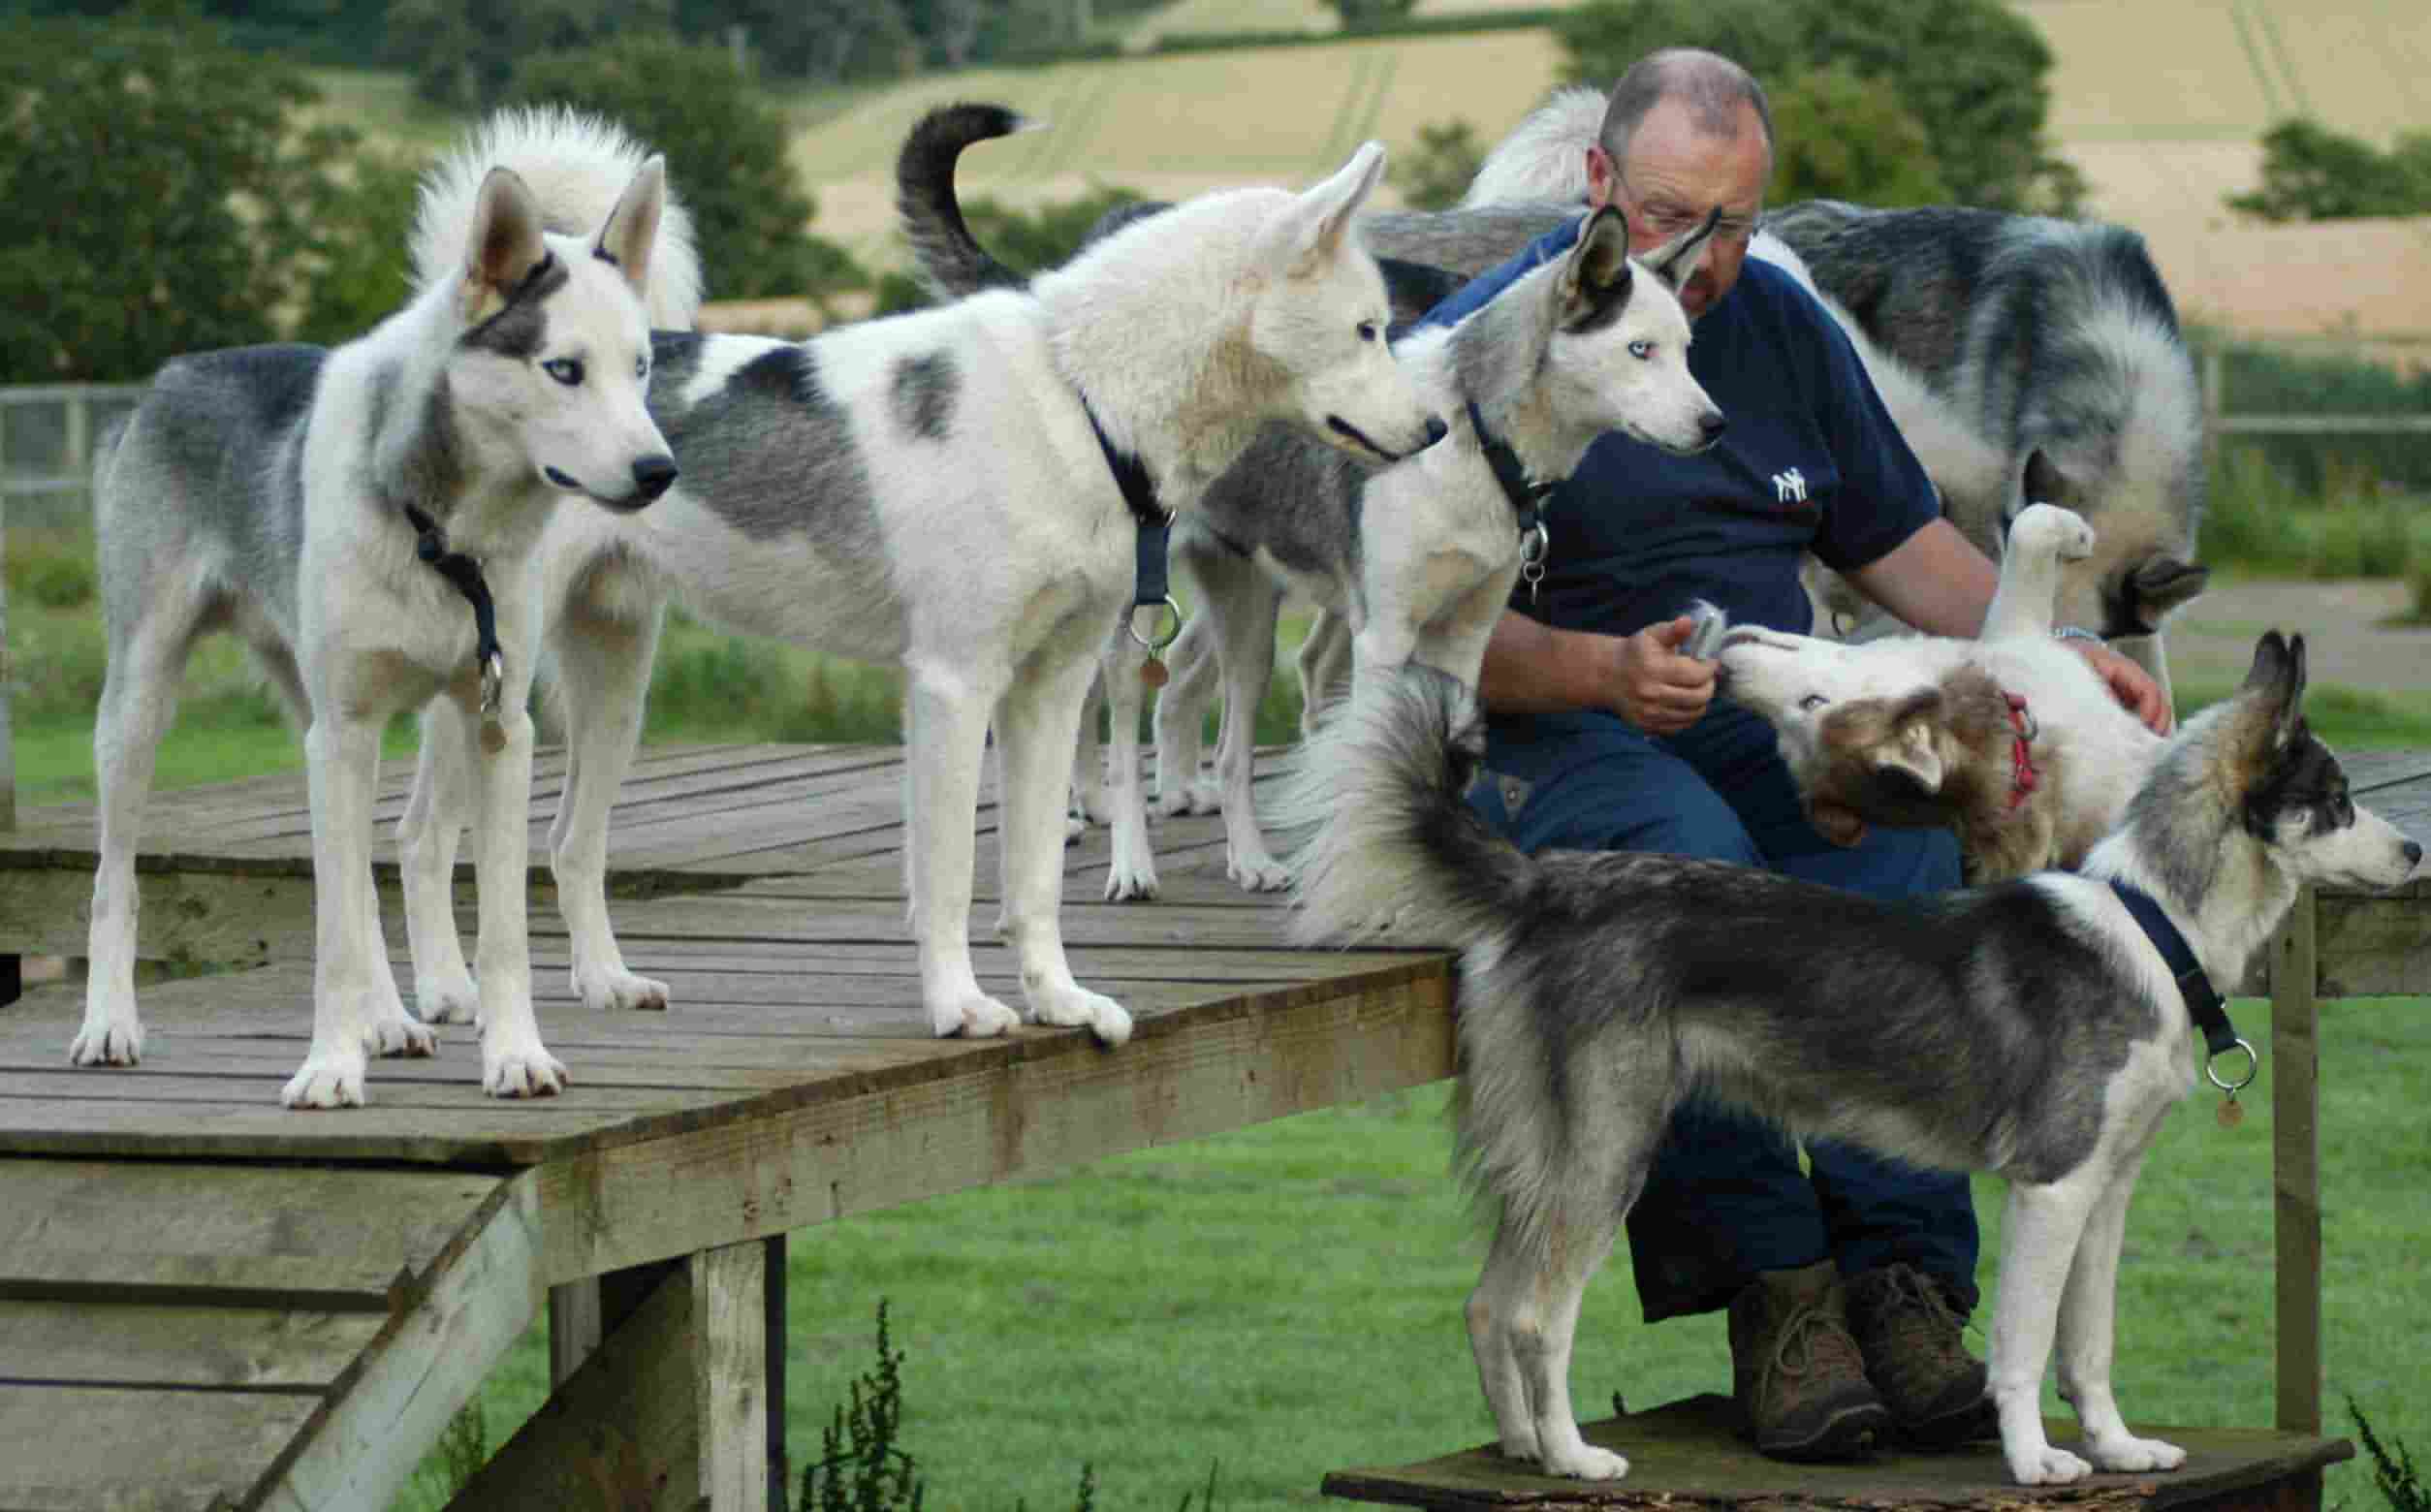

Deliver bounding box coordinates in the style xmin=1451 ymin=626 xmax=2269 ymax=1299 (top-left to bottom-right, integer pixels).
xmin=452 ymin=1244 xmax=772 ymax=1510
xmin=2 ymin=403 xmax=15 ymax=837
xmin=2270 ymin=887 xmax=2322 ymax=1434
xmin=548 ymin=1279 xmax=604 ymax=1385
xmin=764 ymin=1234 xmax=789 ymax=1509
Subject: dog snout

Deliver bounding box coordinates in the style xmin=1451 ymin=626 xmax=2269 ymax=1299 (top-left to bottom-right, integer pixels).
xmin=1698 ymin=410 xmax=1727 ymax=443
xmin=1423 ymin=414 xmax=1449 ymax=449
xmin=2405 ymin=839 xmax=2423 ymax=871
xmin=632 ymin=454 xmax=678 ymax=502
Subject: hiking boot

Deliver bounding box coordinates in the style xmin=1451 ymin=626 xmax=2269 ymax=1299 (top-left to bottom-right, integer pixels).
xmin=1846 ymin=1262 xmax=1997 ymax=1448
xmin=1726 ymin=1260 xmax=1893 ymax=1461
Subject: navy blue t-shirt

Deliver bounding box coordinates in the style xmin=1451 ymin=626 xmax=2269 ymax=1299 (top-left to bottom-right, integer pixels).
xmin=1416 ymin=214 xmax=1938 ymax=641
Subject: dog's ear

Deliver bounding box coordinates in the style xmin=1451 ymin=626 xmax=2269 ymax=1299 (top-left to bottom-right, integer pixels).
xmin=1556 ymin=205 xmax=1634 ymax=327
xmin=2238 ymin=629 xmax=2310 ymax=747
xmin=1808 ymin=799 xmax=1869 ymax=848
xmin=1642 ymin=206 xmax=1721 ymax=293
xmin=1279 ymin=141 xmax=1388 ymax=276
xmin=2021 ymin=448 xmax=2081 ymax=509
xmin=461 ymin=167 xmax=550 ymax=325
xmin=593 ymin=154 xmax=666 ymax=299
xmin=2127 ymin=555 xmax=2210 ymax=618
xmin=1871 ymin=699 xmax=1946 ymax=795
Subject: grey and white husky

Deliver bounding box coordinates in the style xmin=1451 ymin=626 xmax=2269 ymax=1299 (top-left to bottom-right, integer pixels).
xmin=1284 ymin=639 xmax=2417 ymax=1485
xmin=1358 ymin=86 xmax=2211 ymax=701
xmin=1136 ymin=209 xmax=1723 ymax=896
xmin=75 ymin=109 xmax=697 ymax=1107
xmin=400 ymin=103 xmax=1442 ymax=1048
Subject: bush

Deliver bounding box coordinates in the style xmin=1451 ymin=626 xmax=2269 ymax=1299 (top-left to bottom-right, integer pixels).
xmin=1392 ymin=120 xmax=1485 ymax=212
xmin=0 ymin=7 xmax=362 ymax=381
xmin=2227 ymin=120 xmax=2431 ymax=223
xmin=1765 ymin=64 xmax=1950 ymax=208
xmin=1552 ymin=0 xmax=2081 ymax=213
xmin=2202 ymin=333 xmax=2431 ymax=492
xmin=505 ymin=34 xmax=868 ymax=304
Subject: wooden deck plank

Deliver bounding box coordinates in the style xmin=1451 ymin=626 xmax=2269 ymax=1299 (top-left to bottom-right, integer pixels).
xmin=0 ymin=1300 xmax=384 ymax=1391
xmin=0 ymin=1385 xmax=320 ymax=1512
xmin=0 ymin=1163 xmax=505 ymax=1308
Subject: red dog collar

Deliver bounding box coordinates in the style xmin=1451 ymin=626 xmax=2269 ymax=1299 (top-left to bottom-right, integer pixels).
xmin=2005 ymin=691 xmax=2039 ymax=812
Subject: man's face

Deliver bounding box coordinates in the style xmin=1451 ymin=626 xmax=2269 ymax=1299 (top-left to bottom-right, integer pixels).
xmin=1584 ymin=96 xmax=1770 ymax=320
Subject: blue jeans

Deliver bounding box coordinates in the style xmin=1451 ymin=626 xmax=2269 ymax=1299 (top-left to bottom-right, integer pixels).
xmin=1467 ymin=703 xmax=1980 ymax=1322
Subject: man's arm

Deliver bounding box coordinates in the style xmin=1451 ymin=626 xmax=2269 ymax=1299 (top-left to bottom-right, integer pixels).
xmin=1475 ymin=610 xmax=1714 ymax=736
xmin=1847 ymin=517 xmax=2173 ymax=734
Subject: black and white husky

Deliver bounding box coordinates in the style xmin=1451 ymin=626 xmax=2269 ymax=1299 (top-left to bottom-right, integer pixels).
xmin=1284 ymin=636 xmax=2418 ymax=1486
xmin=399 ymin=103 xmax=1442 ymax=1049
xmin=75 ymin=109 xmax=698 ymax=1106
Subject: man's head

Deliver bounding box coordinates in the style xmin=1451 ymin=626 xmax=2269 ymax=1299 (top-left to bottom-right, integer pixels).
xmin=1581 ymin=49 xmax=1772 ymax=320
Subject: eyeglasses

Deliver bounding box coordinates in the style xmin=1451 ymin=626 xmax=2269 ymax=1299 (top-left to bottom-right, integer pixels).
xmin=1613 ymin=174 xmax=1759 ymax=242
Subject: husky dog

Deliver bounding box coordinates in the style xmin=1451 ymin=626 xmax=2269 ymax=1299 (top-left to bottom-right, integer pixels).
xmin=74 ymin=110 xmax=694 ymax=1107
xmin=1121 ymin=209 xmax=1724 ymax=896
xmin=1719 ymin=505 xmax=2166 ymax=882
xmin=1284 ymin=639 xmax=2417 ymax=1486
xmin=1362 ymin=86 xmax=2209 ymax=698
xmin=401 ymin=103 xmax=1441 ymax=1047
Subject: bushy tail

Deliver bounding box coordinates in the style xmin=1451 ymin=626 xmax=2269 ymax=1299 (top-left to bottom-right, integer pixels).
xmin=1276 ymin=667 xmax=1533 ymax=952
xmin=410 ymin=105 xmax=703 ymax=330
xmin=897 ymin=102 xmax=1031 ymax=301
xmin=1461 ymin=85 xmax=1605 ymax=207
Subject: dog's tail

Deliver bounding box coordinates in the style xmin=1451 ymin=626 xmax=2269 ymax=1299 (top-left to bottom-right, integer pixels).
xmin=411 ymin=105 xmax=704 ymax=330
xmin=1461 ymin=84 xmax=1605 ymax=207
xmin=897 ymin=102 xmax=1031 ymax=301
xmin=1278 ymin=667 xmax=1532 ymax=952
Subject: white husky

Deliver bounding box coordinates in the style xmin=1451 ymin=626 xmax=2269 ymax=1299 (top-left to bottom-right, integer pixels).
xmin=401 ymin=102 xmax=1442 ymax=1047
xmin=75 ymin=109 xmax=698 ymax=1106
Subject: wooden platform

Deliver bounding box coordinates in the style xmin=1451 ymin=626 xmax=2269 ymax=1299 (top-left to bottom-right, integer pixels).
xmin=1322 ymin=1395 xmax=2355 ymax=1511
xmin=0 ymin=743 xmax=2424 ymax=1510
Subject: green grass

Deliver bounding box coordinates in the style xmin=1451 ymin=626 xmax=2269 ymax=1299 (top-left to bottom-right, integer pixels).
xmin=2201 ymin=446 xmax=2431 ymax=583
xmin=390 ymin=994 xmax=2431 ymax=1511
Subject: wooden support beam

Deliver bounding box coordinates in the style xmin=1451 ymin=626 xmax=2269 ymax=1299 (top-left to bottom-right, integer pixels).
xmin=449 ymin=1241 xmax=772 ymax=1511
xmin=2270 ymin=890 xmax=2322 ymax=1435
xmin=548 ymin=1279 xmax=603 ymax=1386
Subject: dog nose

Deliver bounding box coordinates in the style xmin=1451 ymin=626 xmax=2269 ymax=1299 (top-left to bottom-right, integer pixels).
xmin=632 ymin=455 xmax=678 ymax=501
xmin=1699 ymin=411 xmax=1727 ymax=440
xmin=1423 ymin=415 xmax=1449 ymax=448
xmin=2405 ymin=840 xmax=2423 ymax=869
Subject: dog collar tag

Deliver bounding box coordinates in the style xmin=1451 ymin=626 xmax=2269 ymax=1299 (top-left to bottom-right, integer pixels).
xmin=2216 ymin=1094 xmax=2246 ymax=1130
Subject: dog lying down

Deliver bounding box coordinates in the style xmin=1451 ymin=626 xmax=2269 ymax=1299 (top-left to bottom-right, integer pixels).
xmin=1720 ymin=505 xmax=2165 ymax=882
xmin=1283 ymin=635 xmax=2419 ymax=1486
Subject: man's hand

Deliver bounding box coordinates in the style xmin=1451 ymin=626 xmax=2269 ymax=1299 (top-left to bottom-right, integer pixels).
xmin=1607 ymin=615 xmax=1717 ymax=735
xmin=2069 ymin=640 xmax=2173 ymax=735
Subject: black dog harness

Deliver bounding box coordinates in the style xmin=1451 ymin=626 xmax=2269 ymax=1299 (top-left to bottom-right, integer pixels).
xmin=1467 ymin=400 xmax=1557 ymax=607
xmin=1077 ymin=392 xmax=1183 ymax=684
xmin=2109 ymin=880 xmax=2258 ymax=1117
xmin=403 ymin=504 xmax=507 ymax=750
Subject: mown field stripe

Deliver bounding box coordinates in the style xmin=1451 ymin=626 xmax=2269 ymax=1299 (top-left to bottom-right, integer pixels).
xmin=2227 ymin=0 xmax=2289 ymax=120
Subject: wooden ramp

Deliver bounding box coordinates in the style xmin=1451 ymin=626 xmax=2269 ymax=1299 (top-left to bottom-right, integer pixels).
xmin=1322 ymin=1395 xmax=2354 ymax=1511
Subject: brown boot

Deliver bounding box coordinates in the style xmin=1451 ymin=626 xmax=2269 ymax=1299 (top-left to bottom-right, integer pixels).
xmin=1845 ymin=1263 xmax=1996 ymax=1447
xmin=1726 ymin=1260 xmax=1893 ymax=1461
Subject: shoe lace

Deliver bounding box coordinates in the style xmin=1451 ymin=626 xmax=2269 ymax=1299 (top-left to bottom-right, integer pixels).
xmin=1772 ymin=1301 xmax=1866 ymax=1382
xmin=1871 ymin=1264 xmax=1969 ymax=1362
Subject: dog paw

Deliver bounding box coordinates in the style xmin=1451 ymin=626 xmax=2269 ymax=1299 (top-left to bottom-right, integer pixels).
xmin=2005 ymin=1443 xmax=2093 ymax=1486
xmin=1542 ymin=1444 xmax=1629 ymax=1481
xmin=2087 ymin=1433 xmax=2185 ymax=1473
xmin=68 ymin=1013 xmax=144 ymax=1067
xmin=367 ymin=1013 xmax=439 ymax=1058
xmin=282 ymin=1051 xmax=368 ymax=1110
xmin=483 ymin=1041 xmax=568 ymax=1099
xmin=1227 ymin=853 xmax=1292 ymax=892
xmin=932 ymin=993 xmax=1021 ymax=1039
xmin=1073 ymin=788 xmax=1117 ymax=827
xmin=1031 ymin=985 xmax=1133 ymax=1047
xmin=1103 ymin=862 xmax=1161 ymax=902
xmin=416 ymin=971 xmax=482 ymax=1026
xmin=578 ymin=967 xmax=670 ymax=1014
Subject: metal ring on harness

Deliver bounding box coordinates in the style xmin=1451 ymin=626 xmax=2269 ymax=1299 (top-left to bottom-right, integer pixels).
xmin=1126 ymin=595 xmax=1184 ymax=653
xmin=2205 ymin=1037 xmax=2258 ymax=1095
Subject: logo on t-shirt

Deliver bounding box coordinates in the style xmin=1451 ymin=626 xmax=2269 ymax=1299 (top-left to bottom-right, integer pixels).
xmin=1771 ymin=467 xmax=1809 ymax=505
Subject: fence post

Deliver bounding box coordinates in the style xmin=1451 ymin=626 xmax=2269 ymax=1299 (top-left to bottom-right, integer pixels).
xmin=1 ymin=403 xmax=14 ymax=836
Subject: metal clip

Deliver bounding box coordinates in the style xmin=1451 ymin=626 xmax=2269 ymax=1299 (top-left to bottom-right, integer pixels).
xmin=2204 ymin=1037 xmax=2257 ymax=1095
xmin=1518 ymin=522 xmax=1550 ymax=604
xmin=1126 ymin=595 xmax=1184 ymax=654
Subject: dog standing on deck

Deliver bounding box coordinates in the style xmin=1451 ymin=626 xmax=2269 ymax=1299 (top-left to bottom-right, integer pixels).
xmin=401 ymin=102 xmax=1442 ymax=1047
xmin=74 ymin=109 xmax=697 ymax=1106
xmin=1285 ymin=637 xmax=2417 ymax=1486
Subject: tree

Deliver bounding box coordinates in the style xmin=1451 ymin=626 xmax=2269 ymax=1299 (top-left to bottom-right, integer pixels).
xmin=1765 ymin=65 xmax=1948 ymax=208
xmin=289 ymin=148 xmax=426 ymax=349
xmin=385 ymin=0 xmax=674 ymax=110
xmin=1553 ymin=0 xmax=2082 ymax=213
xmin=505 ymin=34 xmax=868 ymax=304
xmin=0 ymin=5 xmax=361 ymax=381
xmin=2226 ymin=119 xmax=2431 ymax=222
xmin=1392 ymin=121 xmax=1485 ymax=212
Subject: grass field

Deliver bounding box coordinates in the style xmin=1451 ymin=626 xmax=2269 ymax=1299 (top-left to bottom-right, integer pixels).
xmin=388 ymin=992 xmax=2431 ymax=1511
